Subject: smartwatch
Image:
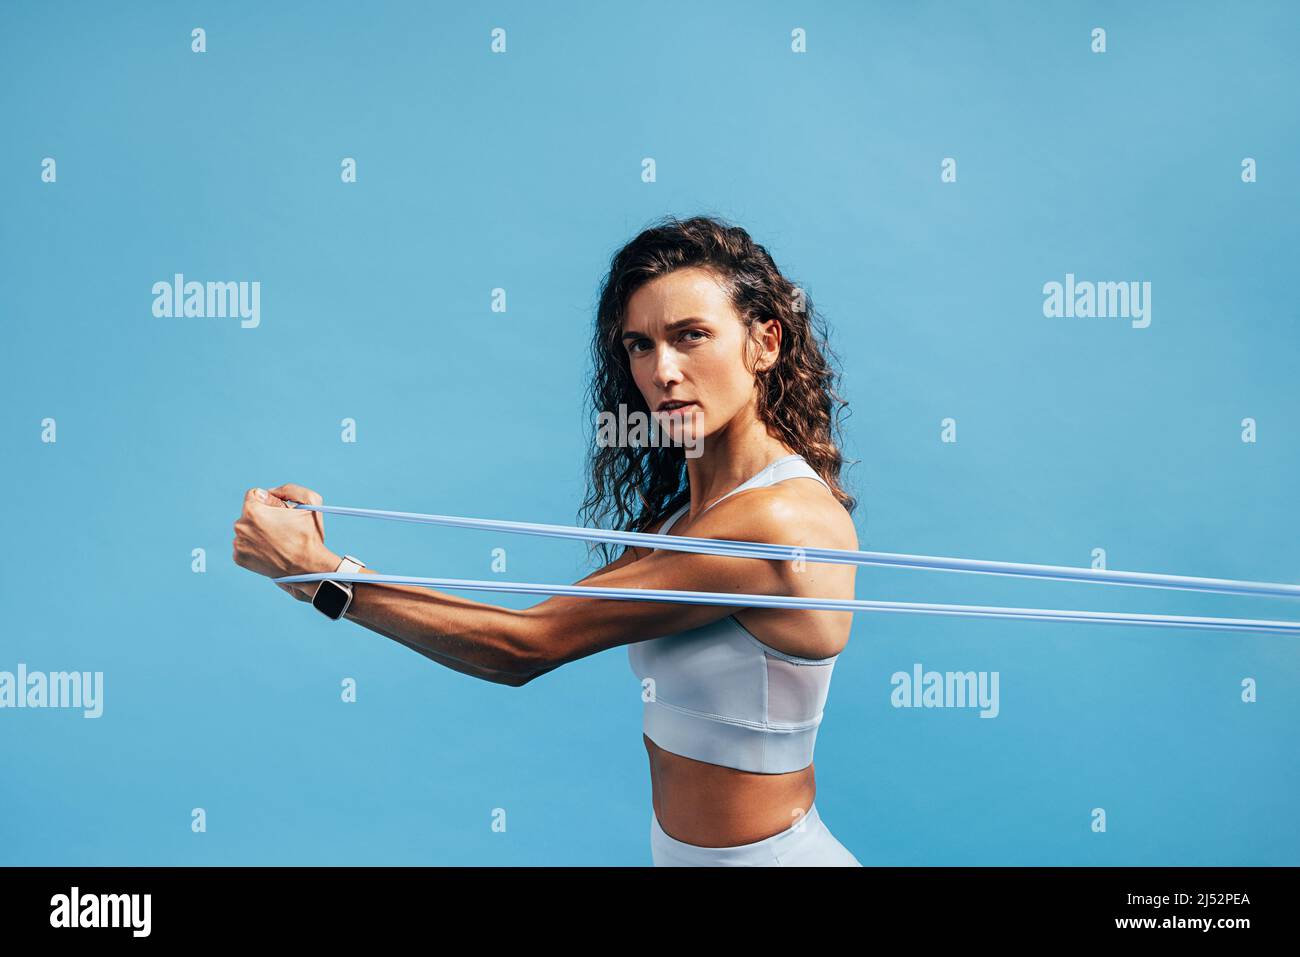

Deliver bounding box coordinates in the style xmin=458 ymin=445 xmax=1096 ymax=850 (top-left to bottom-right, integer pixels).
xmin=311 ymin=555 xmax=366 ymax=620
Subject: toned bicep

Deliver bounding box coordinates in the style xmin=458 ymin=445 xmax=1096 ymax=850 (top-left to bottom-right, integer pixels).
xmin=524 ymin=549 xmax=789 ymax=669
xmin=521 ymin=495 xmax=817 ymax=670
xmin=573 ymin=542 xmax=643 ymax=584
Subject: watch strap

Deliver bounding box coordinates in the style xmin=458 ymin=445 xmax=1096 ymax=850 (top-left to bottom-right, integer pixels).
xmin=336 ymin=555 xmax=366 ymax=576
xmin=312 ymin=554 xmax=367 ymax=620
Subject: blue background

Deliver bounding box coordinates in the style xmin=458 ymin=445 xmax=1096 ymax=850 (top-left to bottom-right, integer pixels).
xmin=2 ymin=0 xmax=1297 ymax=865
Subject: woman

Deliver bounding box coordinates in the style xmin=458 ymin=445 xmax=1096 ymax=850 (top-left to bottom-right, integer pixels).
xmin=232 ymin=215 xmax=862 ymax=865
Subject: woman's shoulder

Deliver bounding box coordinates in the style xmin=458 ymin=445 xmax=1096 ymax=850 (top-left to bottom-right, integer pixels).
xmin=699 ymin=477 xmax=857 ymax=552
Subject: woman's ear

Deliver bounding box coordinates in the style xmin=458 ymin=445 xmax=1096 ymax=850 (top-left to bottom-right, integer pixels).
xmin=753 ymin=318 xmax=781 ymax=372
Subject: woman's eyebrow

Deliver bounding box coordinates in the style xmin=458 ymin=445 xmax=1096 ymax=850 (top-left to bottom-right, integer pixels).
xmin=621 ymin=317 xmax=708 ymax=340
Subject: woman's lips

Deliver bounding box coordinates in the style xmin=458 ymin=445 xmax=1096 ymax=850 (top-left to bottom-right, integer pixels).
xmin=657 ymin=402 xmax=698 ymax=416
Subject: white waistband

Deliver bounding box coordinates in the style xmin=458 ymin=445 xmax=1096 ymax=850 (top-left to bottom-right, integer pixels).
xmin=650 ymin=803 xmax=824 ymax=864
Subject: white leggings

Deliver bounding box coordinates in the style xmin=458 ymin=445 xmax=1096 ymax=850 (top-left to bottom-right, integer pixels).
xmin=650 ymin=803 xmax=862 ymax=866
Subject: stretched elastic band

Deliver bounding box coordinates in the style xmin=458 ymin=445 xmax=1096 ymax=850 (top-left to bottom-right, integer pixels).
xmin=286 ymin=502 xmax=1300 ymax=600
xmin=272 ymin=571 xmax=1300 ymax=635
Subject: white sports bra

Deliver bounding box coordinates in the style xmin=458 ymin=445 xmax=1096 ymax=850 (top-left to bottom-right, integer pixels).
xmin=626 ymin=454 xmax=841 ymax=775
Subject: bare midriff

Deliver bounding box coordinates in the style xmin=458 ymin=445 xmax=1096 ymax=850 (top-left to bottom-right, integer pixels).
xmin=634 ymin=476 xmax=852 ymax=849
xmin=645 ymin=733 xmax=817 ymax=847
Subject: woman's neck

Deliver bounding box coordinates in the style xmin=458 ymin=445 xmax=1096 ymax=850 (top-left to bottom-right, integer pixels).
xmin=681 ymin=425 xmax=793 ymax=517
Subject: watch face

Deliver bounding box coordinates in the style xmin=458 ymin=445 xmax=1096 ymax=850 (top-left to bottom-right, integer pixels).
xmin=312 ymin=580 xmax=351 ymax=619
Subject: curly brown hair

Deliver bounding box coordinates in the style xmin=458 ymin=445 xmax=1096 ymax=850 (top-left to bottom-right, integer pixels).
xmin=578 ymin=214 xmax=855 ymax=566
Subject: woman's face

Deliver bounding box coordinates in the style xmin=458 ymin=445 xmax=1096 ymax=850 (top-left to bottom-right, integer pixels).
xmin=621 ymin=267 xmax=779 ymax=446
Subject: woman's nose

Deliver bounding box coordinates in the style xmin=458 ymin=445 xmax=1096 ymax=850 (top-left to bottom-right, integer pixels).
xmin=651 ymin=346 xmax=681 ymax=388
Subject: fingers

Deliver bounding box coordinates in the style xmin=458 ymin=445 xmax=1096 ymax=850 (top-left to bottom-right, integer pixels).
xmin=239 ymin=488 xmax=271 ymax=526
xmin=268 ymin=484 xmax=323 ymax=507
xmin=268 ymin=483 xmax=326 ymax=540
xmin=242 ymin=486 xmax=296 ymax=511
xmin=242 ymin=483 xmax=327 ymax=541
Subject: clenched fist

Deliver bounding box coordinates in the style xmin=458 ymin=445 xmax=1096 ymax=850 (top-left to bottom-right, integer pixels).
xmin=232 ymin=484 xmax=340 ymax=601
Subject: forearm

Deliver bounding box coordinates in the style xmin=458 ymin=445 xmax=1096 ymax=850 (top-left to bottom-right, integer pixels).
xmin=352 ymin=598 xmax=532 ymax=685
xmin=293 ymin=556 xmax=541 ymax=685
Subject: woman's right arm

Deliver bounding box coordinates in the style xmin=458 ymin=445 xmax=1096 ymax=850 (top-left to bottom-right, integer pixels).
xmin=517 ymin=544 xmax=645 ymax=682
xmin=258 ymin=485 xmax=814 ymax=686
xmin=290 ymin=545 xmax=646 ymax=686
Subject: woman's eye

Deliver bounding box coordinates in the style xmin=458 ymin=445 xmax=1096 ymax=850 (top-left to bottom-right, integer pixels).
xmin=627 ymin=331 xmax=702 ymax=353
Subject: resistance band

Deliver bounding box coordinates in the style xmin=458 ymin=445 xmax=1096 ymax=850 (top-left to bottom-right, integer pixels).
xmin=285 ymin=503 xmax=1300 ymax=599
xmin=272 ymin=501 xmax=1300 ymax=635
